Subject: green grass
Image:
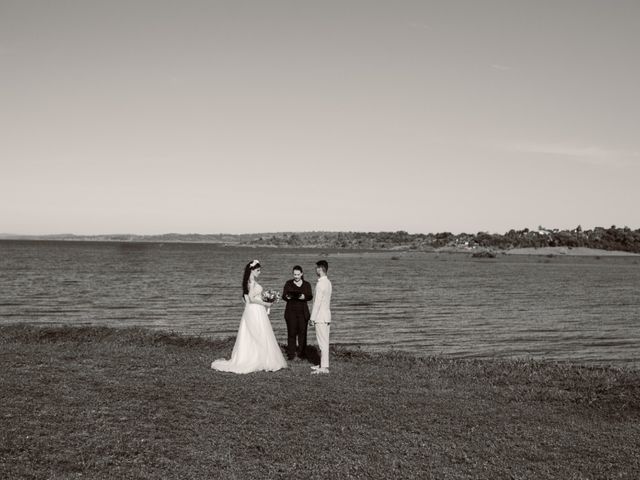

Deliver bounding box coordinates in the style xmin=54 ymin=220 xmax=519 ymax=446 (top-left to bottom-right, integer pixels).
xmin=1 ymin=324 xmax=639 ymax=479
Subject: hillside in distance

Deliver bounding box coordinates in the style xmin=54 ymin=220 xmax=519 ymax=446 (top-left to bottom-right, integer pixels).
xmin=2 ymin=226 xmax=640 ymax=253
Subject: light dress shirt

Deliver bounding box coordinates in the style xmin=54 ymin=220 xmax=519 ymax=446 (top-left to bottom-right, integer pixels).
xmin=310 ymin=276 xmax=332 ymax=324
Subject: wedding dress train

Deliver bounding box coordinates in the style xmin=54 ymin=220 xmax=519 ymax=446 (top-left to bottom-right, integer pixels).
xmin=211 ymin=284 xmax=287 ymax=374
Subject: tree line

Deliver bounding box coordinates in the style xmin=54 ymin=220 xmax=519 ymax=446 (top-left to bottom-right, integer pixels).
xmin=247 ymin=226 xmax=640 ymax=253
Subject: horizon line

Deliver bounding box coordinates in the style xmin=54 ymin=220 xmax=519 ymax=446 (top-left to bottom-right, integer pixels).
xmin=1 ymin=225 xmax=637 ymax=238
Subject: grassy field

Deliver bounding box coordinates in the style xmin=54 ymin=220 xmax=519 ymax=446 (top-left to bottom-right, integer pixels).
xmin=1 ymin=324 xmax=639 ymax=479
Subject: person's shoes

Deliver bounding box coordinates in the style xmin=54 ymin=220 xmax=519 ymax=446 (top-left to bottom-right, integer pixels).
xmin=310 ymin=365 xmax=321 ymax=370
xmin=311 ymin=368 xmax=329 ymax=375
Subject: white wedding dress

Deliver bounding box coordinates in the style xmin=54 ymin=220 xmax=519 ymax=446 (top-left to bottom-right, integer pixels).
xmin=211 ymin=282 xmax=287 ymax=374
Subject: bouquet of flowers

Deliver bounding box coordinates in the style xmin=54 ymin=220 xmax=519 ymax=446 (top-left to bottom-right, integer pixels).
xmin=262 ymin=289 xmax=280 ymax=315
xmin=262 ymin=289 xmax=280 ymax=303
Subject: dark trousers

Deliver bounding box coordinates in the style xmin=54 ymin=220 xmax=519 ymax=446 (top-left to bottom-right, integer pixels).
xmin=285 ymin=314 xmax=308 ymax=359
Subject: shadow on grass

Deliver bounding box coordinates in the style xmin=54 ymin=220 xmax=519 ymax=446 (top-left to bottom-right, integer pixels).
xmin=303 ymin=344 xmax=320 ymax=365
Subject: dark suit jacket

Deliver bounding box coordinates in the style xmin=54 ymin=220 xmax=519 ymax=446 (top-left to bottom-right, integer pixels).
xmin=282 ymin=279 xmax=313 ymax=321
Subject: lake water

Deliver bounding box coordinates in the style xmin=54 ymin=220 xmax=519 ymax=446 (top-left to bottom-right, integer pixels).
xmin=1 ymin=240 xmax=639 ymax=368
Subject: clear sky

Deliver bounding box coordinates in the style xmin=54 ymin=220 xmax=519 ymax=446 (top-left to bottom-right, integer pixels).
xmin=2 ymin=0 xmax=639 ymax=235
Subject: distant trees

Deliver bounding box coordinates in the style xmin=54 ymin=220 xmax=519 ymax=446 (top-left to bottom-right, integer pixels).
xmin=244 ymin=226 xmax=640 ymax=253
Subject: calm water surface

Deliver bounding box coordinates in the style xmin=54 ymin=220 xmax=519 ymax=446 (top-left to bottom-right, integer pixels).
xmin=1 ymin=240 xmax=639 ymax=368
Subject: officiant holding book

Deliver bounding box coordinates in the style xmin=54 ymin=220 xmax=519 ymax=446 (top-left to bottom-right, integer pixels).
xmin=282 ymin=265 xmax=313 ymax=360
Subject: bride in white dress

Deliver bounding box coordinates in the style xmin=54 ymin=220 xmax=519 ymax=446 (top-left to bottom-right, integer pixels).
xmin=211 ymin=259 xmax=288 ymax=374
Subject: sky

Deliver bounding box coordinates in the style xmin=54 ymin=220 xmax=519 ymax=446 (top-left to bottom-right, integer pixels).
xmin=2 ymin=0 xmax=639 ymax=235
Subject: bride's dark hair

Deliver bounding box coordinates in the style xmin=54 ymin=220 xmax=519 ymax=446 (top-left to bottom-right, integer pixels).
xmin=242 ymin=260 xmax=261 ymax=295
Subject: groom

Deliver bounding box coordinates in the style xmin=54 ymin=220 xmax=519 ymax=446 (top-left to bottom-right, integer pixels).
xmin=310 ymin=260 xmax=332 ymax=374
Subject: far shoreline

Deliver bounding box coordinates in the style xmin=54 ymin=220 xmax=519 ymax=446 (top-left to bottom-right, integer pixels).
xmin=503 ymin=246 xmax=640 ymax=256
xmin=2 ymin=237 xmax=639 ymax=256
